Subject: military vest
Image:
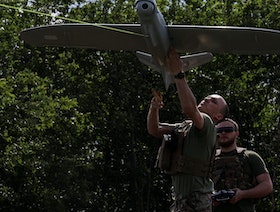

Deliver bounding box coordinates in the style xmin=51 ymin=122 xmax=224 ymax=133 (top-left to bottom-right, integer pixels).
xmin=211 ymin=147 xmax=256 ymax=190
xmin=155 ymin=120 xmax=213 ymax=177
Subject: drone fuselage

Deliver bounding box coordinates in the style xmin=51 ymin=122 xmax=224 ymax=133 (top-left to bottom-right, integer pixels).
xmin=136 ymin=0 xmax=170 ymax=67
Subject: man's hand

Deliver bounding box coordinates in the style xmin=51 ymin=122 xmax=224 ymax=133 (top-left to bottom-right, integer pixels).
xmin=212 ymin=200 xmax=221 ymax=206
xmin=229 ymin=188 xmax=243 ymax=204
xmin=151 ymin=88 xmax=163 ymax=109
xmin=166 ymin=48 xmax=186 ymax=75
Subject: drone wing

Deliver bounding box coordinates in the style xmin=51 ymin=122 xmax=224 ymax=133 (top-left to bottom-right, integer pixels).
xmin=21 ymin=24 xmax=280 ymax=55
xmin=20 ymin=24 xmax=148 ymax=51
xmin=169 ymin=25 xmax=280 ymax=54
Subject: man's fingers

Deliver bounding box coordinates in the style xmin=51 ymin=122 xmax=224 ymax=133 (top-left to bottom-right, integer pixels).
xmin=152 ymin=88 xmax=162 ymax=102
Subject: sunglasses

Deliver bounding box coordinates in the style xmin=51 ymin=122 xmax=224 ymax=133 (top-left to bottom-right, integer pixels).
xmin=216 ymin=127 xmax=236 ymax=133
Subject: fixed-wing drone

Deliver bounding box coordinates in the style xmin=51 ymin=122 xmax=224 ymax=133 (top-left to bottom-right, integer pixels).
xmin=20 ymin=0 xmax=280 ymax=89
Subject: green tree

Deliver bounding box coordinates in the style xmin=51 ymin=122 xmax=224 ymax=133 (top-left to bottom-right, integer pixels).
xmin=0 ymin=0 xmax=279 ymax=211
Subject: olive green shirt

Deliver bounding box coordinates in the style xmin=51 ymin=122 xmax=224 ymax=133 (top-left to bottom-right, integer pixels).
xmin=172 ymin=113 xmax=216 ymax=196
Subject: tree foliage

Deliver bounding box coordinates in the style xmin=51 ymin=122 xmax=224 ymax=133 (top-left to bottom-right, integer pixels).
xmin=0 ymin=0 xmax=279 ymax=211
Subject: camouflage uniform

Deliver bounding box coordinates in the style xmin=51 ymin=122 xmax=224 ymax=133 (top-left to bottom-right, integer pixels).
xmin=170 ymin=192 xmax=212 ymax=212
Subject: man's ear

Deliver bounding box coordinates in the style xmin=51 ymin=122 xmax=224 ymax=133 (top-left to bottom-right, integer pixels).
xmin=214 ymin=113 xmax=223 ymax=123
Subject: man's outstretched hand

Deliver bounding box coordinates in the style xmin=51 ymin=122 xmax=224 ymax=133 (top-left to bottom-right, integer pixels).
xmin=151 ymin=88 xmax=163 ymax=109
xmin=166 ymin=48 xmax=185 ymax=75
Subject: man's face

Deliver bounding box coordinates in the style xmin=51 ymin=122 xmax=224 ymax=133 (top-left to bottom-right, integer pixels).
xmin=197 ymin=94 xmax=226 ymax=121
xmin=216 ymin=121 xmax=238 ymax=147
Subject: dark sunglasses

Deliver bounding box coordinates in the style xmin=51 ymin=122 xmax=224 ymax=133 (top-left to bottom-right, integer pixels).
xmin=216 ymin=127 xmax=236 ymax=133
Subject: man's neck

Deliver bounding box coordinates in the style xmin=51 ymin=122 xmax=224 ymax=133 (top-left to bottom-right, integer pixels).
xmin=220 ymin=144 xmax=237 ymax=153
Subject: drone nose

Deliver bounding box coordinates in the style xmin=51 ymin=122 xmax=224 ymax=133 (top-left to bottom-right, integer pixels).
xmin=136 ymin=0 xmax=155 ymax=15
xmin=142 ymin=3 xmax=148 ymax=9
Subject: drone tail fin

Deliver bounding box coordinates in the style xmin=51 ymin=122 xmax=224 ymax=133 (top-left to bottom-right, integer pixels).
xmin=136 ymin=51 xmax=173 ymax=89
xmin=136 ymin=51 xmax=213 ymax=90
xmin=181 ymin=52 xmax=213 ymax=70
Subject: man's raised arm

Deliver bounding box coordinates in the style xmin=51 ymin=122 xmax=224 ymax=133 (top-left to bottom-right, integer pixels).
xmin=167 ymin=48 xmax=204 ymax=129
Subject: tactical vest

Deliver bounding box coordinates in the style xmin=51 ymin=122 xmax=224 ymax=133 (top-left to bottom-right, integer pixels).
xmin=155 ymin=120 xmax=213 ymax=177
xmin=211 ymin=148 xmax=256 ymax=190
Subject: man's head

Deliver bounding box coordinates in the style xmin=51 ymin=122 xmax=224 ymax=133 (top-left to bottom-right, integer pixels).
xmin=216 ymin=118 xmax=239 ymax=149
xmin=197 ymin=94 xmax=229 ymax=124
